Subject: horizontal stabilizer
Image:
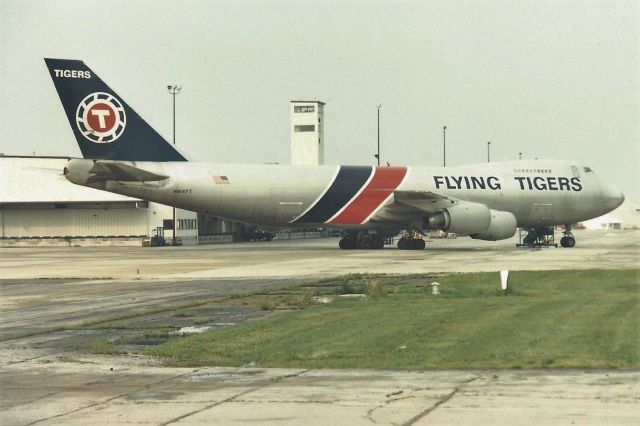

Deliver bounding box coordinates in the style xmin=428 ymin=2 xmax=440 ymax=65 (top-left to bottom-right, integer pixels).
xmin=87 ymin=161 xmax=169 ymax=183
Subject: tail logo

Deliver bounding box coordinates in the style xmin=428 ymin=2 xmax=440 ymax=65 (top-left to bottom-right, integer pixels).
xmin=75 ymin=92 xmax=126 ymax=143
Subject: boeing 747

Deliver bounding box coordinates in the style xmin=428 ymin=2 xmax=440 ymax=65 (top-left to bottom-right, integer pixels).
xmin=45 ymin=58 xmax=625 ymax=250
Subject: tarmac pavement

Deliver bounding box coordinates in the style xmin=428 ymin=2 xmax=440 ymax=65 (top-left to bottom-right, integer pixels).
xmin=1 ymin=229 xmax=638 ymax=425
xmin=0 ymin=229 xmax=638 ymax=281
xmin=1 ymin=351 xmax=638 ymax=425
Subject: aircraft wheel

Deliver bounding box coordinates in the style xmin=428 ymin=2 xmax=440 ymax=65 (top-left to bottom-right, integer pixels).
xmin=339 ymin=238 xmax=355 ymax=249
xmin=358 ymin=238 xmax=372 ymax=250
xmin=412 ymin=239 xmax=426 ymax=250
xmin=397 ymin=238 xmax=408 ymax=250
xmin=560 ymin=236 xmax=575 ymax=248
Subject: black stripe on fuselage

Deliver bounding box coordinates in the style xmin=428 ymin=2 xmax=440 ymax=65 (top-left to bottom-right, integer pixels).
xmin=293 ymin=166 xmax=373 ymax=224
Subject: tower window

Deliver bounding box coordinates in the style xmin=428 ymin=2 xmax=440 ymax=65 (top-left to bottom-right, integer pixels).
xmin=294 ymin=125 xmax=315 ymax=132
xmin=294 ymin=106 xmax=315 ymax=113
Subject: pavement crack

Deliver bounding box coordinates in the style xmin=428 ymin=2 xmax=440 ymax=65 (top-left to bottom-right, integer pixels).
xmin=24 ymin=367 xmax=205 ymax=425
xmin=1 ymin=353 xmax=53 ymax=366
xmin=399 ymin=373 xmax=485 ymax=426
xmin=365 ymin=404 xmax=386 ymax=424
xmin=159 ymin=369 xmax=311 ymax=426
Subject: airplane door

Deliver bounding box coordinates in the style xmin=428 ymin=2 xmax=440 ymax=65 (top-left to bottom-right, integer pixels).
xmin=571 ymin=166 xmax=580 ymax=178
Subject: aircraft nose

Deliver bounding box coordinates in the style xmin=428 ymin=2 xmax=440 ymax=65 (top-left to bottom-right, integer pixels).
xmin=604 ymin=184 xmax=625 ymax=210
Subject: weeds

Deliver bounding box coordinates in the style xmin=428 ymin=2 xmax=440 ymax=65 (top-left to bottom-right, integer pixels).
xmin=366 ymin=279 xmax=385 ymax=299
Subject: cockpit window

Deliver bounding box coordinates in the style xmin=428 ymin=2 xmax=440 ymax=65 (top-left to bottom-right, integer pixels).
xmin=584 ymin=167 xmax=594 ymax=173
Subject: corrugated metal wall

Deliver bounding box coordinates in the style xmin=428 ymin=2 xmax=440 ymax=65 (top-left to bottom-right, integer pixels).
xmin=1 ymin=207 xmax=149 ymax=238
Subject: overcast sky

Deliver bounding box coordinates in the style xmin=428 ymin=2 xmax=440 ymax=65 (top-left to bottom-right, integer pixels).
xmin=1 ymin=0 xmax=638 ymax=200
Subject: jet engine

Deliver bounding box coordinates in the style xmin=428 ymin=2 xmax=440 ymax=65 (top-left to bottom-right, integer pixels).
xmin=469 ymin=209 xmax=517 ymax=241
xmin=423 ymin=202 xmax=517 ymax=241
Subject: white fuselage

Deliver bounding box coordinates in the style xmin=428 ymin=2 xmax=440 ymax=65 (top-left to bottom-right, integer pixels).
xmin=65 ymin=159 xmax=624 ymax=232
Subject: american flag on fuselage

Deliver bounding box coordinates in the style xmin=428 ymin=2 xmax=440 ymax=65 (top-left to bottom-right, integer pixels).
xmin=213 ymin=175 xmax=230 ymax=184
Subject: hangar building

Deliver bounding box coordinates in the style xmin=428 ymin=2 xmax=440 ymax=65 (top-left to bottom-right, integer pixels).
xmin=0 ymin=156 xmax=199 ymax=246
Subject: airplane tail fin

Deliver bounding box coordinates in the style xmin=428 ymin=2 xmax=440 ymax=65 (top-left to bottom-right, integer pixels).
xmin=44 ymin=58 xmax=187 ymax=162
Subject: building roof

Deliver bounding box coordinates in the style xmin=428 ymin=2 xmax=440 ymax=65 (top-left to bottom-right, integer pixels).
xmin=290 ymin=100 xmax=326 ymax=105
xmin=0 ymin=157 xmax=141 ymax=204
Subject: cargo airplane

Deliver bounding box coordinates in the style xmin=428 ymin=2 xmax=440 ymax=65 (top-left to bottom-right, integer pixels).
xmin=46 ymin=59 xmax=625 ymax=250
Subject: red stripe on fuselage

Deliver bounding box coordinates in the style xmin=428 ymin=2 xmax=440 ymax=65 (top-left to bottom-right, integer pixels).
xmin=329 ymin=166 xmax=407 ymax=224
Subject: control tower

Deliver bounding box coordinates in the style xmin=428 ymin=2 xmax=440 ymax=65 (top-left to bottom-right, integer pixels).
xmin=290 ymin=100 xmax=325 ymax=165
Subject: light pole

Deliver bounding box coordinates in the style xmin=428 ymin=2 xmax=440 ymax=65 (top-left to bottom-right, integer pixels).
xmin=375 ymin=104 xmax=382 ymax=166
xmin=443 ymin=125 xmax=447 ymax=167
xmin=487 ymin=141 xmax=491 ymax=163
xmin=167 ymin=85 xmax=181 ymax=245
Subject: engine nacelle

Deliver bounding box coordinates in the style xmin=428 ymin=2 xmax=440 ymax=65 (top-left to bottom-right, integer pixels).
xmin=424 ymin=202 xmax=491 ymax=235
xmin=470 ymin=210 xmax=517 ymax=241
xmin=423 ymin=203 xmax=517 ymax=241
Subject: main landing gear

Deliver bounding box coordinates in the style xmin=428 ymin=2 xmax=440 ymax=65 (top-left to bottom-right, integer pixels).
xmin=560 ymin=225 xmax=576 ymax=248
xmin=339 ymin=232 xmax=385 ymax=250
xmin=397 ymin=231 xmax=426 ymax=250
xmin=338 ymin=230 xmax=426 ymax=250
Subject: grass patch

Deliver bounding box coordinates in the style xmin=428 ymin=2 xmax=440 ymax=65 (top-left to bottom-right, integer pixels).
xmin=173 ymin=311 xmax=195 ymax=318
xmin=366 ymin=279 xmax=385 ymax=299
xmin=147 ymin=269 xmax=640 ymax=369
xmin=87 ymin=340 xmax=125 ymax=355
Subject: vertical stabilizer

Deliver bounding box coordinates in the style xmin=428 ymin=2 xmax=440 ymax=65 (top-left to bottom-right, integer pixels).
xmin=45 ymin=58 xmax=187 ymax=161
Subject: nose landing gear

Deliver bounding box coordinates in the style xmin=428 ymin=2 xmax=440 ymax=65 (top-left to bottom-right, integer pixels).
xmin=560 ymin=225 xmax=576 ymax=248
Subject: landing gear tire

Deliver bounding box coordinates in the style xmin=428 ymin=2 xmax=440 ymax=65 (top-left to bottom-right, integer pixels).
xmin=397 ymin=238 xmax=409 ymax=250
xmin=357 ymin=237 xmax=372 ymax=250
xmin=560 ymin=236 xmax=575 ymax=248
xmin=340 ymin=234 xmax=384 ymax=250
xmin=560 ymin=224 xmax=576 ymax=248
xmin=412 ymin=239 xmax=426 ymax=250
xmin=397 ymin=234 xmax=425 ymax=250
xmin=339 ymin=237 xmax=356 ymax=249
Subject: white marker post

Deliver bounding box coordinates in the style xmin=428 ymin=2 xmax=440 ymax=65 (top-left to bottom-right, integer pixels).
xmin=500 ymin=270 xmax=509 ymax=295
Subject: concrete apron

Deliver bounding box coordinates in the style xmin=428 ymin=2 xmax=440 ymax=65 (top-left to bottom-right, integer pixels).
xmin=1 ymin=351 xmax=638 ymax=426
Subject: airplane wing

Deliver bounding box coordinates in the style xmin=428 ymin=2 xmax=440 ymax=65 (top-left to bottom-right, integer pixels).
xmin=393 ymin=190 xmax=459 ymax=212
xmin=86 ymin=161 xmax=169 ymax=184
xmin=373 ymin=190 xmax=516 ymax=242
xmin=365 ymin=189 xmax=462 ymax=225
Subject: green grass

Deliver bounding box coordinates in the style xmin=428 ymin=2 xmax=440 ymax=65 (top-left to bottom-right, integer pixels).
xmin=147 ymin=269 xmax=640 ymax=369
xmin=86 ymin=340 xmax=124 ymax=355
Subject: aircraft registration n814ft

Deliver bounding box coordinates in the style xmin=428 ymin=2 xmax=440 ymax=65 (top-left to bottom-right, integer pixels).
xmin=45 ymin=58 xmax=625 ymax=250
